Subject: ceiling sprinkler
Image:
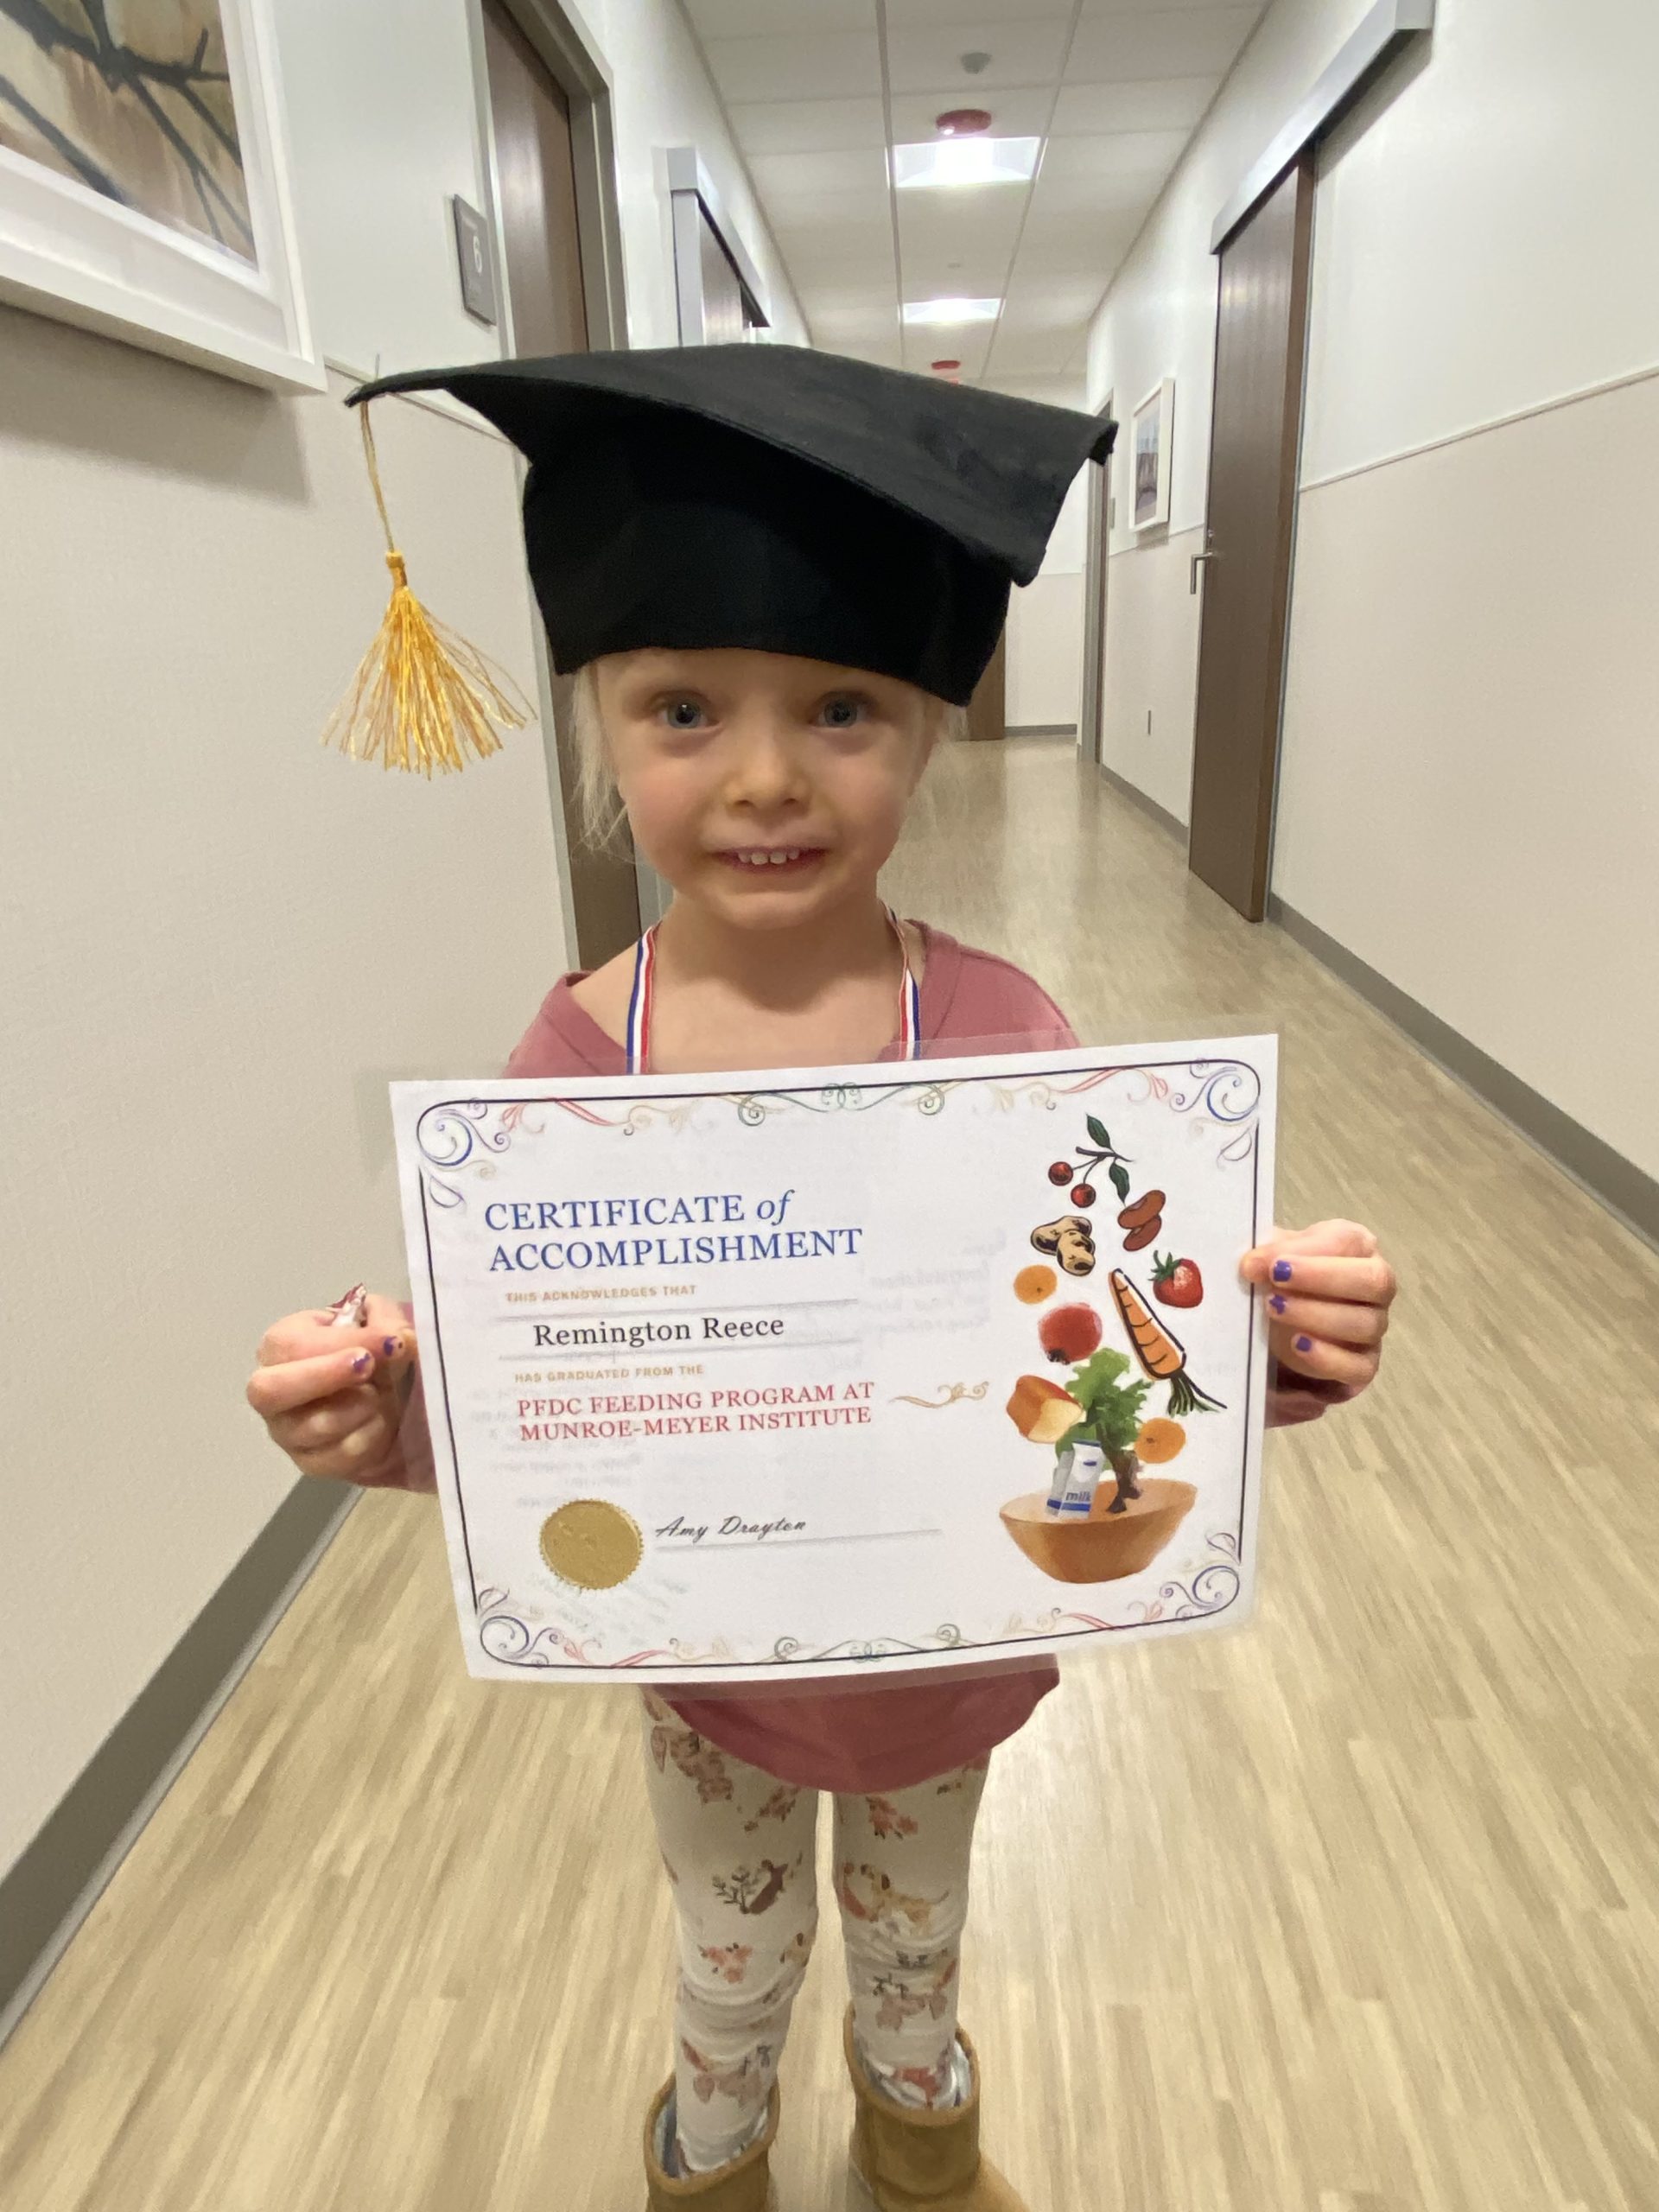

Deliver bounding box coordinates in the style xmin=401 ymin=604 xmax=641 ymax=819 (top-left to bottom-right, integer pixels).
xmin=959 ymin=50 xmax=992 ymax=75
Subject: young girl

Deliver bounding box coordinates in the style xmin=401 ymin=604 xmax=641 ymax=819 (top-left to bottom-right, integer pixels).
xmin=248 ymin=346 xmax=1396 ymax=2210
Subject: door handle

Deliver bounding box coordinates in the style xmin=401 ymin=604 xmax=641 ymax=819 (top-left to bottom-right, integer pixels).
xmin=1189 ymin=549 xmax=1217 ymax=595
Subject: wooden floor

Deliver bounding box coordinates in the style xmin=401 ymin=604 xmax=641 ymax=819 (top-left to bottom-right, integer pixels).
xmin=4 ymin=741 xmax=1656 ymax=2211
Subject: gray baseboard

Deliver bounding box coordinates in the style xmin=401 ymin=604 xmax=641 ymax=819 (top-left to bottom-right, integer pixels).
xmin=1270 ymin=896 xmax=1658 ymax=1249
xmin=0 ymin=1477 xmax=356 ymax=2048
xmin=1006 ymin=723 xmax=1077 ymax=738
xmin=1094 ymin=756 xmax=1188 ymax=847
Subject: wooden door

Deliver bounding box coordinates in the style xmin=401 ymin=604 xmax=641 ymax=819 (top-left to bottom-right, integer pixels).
xmin=482 ymin=1 xmax=641 ymax=966
xmin=965 ymin=628 xmax=1007 ymax=742
xmin=1187 ymin=156 xmax=1314 ymax=920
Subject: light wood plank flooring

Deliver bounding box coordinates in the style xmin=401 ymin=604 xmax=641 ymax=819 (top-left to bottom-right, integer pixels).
xmin=3 ymin=742 xmax=1656 ymax=2211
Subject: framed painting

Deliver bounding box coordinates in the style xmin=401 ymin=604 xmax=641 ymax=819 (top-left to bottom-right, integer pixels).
xmin=0 ymin=0 xmax=321 ymax=391
xmin=1132 ymin=376 xmax=1174 ymax=531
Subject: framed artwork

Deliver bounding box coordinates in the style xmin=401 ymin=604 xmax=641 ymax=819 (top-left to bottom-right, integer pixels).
xmin=1132 ymin=377 xmax=1174 ymax=531
xmin=0 ymin=0 xmax=321 ymax=391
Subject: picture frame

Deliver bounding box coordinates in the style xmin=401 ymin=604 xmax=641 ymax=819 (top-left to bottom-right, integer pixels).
xmin=0 ymin=0 xmax=322 ymax=392
xmin=1132 ymin=377 xmax=1175 ymax=531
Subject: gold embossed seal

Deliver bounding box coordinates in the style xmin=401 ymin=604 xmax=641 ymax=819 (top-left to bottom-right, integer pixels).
xmin=538 ymin=1499 xmax=643 ymax=1590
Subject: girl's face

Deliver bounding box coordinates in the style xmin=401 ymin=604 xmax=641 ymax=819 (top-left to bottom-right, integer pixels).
xmin=594 ymin=648 xmax=938 ymax=930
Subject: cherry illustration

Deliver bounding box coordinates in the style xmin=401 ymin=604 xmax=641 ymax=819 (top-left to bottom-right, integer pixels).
xmin=1071 ymin=1182 xmax=1096 ymax=1208
xmin=1047 ymin=1161 xmax=1074 ymax=1185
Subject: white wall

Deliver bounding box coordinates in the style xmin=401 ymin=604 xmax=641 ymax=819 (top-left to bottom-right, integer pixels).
xmin=274 ymin=0 xmax=501 ymax=380
xmin=580 ymin=0 xmax=807 ymax=349
xmin=988 ymin=378 xmax=1094 ymax=731
xmin=0 ymin=0 xmax=806 ymax=1888
xmin=1083 ymin=0 xmax=1659 ymax=1184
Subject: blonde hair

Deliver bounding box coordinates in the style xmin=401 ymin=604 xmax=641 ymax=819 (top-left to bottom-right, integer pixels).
xmin=563 ymin=663 xmax=968 ymax=851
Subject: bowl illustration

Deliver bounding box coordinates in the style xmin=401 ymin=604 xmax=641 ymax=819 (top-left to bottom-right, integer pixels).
xmin=1000 ymin=1479 xmax=1197 ymax=1585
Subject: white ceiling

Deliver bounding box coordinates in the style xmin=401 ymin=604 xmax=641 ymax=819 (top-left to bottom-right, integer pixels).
xmin=683 ymin=0 xmax=1268 ymax=398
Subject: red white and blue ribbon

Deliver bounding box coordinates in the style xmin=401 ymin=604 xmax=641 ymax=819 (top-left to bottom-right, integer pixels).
xmin=625 ymin=909 xmax=919 ymax=1075
xmin=625 ymin=922 xmax=658 ymax=1075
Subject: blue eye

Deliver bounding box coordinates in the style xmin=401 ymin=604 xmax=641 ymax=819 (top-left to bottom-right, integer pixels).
xmin=820 ymin=696 xmax=866 ymax=729
xmin=663 ymin=699 xmax=706 ymax=730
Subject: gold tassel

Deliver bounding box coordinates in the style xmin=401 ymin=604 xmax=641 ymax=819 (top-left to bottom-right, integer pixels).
xmin=322 ymin=404 xmax=531 ymax=774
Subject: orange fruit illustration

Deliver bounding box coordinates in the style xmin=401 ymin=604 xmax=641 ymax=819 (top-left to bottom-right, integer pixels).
xmin=1135 ymin=1417 xmax=1186 ymax=1464
xmin=1014 ymin=1264 xmax=1058 ymax=1305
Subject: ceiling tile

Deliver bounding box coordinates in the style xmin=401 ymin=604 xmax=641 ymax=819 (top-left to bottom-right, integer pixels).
xmin=899 ymin=238 xmax=1020 ymax=298
xmin=886 ymin=85 xmax=1053 ymax=139
xmin=700 ymin=29 xmax=882 ymax=103
xmin=1050 ymin=73 xmax=1217 ymax=133
xmin=1079 ymin=0 xmax=1258 ymax=13
xmin=728 ymin=96 xmax=888 ymax=153
xmin=1039 ymin=128 xmax=1192 ymax=181
xmin=901 ymin=321 xmax=995 ymax=376
xmin=896 ymin=188 xmax=1027 ymax=260
xmin=885 ymin=19 xmax=1072 ymax=93
xmin=1066 ymin=7 xmax=1258 ymax=81
xmin=983 ymin=323 xmax=1075 ymax=375
xmin=1024 ymin=162 xmax=1160 ymax=217
xmin=1012 ymin=205 xmax=1141 ymax=274
xmin=885 ymin=0 xmax=1073 ymax=23
xmin=747 ymin=148 xmax=891 ymax=200
xmin=686 ymin=0 xmax=874 ymax=30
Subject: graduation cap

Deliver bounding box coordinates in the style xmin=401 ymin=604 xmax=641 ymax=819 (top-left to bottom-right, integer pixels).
xmin=327 ymin=343 xmax=1115 ymax=774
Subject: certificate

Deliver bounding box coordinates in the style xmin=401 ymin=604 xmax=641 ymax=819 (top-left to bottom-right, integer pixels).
xmin=391 ymin=1039 xmax=1276 ymax=1684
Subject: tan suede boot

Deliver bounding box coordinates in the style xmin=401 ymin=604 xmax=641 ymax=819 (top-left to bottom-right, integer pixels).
xmin=643 ymin=2076 xmax=779 ymax=2211
xmin=844 ymin=2010 xmax=1027 ymax=2210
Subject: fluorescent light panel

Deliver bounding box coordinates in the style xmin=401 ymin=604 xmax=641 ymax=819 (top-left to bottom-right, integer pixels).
xmin=901 ymin=296 xmax=1001 ymax=326
xmin=893 ymin=137 xmax=1042 ymax=189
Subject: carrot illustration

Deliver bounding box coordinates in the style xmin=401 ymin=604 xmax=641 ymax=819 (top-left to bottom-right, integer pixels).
xmin=1108 ymin=1269 xmax=1225 ymax=1416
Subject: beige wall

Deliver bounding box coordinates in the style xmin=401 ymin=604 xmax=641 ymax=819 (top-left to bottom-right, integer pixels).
xmin=0 ymin=316 xmax=563 ymax=1880
xmin=0 ymin=0 xmax=805 ymax=1885
xmin=1083 ymin=0 xmax=1659 ymax=1184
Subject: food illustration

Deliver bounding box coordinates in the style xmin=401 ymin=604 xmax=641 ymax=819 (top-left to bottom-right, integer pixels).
xmin=1134 ymin=1417 xmax=1186 ymax=1464
xmin=1117 ymin=1186 xmax=1166 ymax=1251
xmin=1001 ymin=1479 xmax=1198 ymax=1585
xmin=1014 ymin=1263 xmax=1058 ymax=1305
xmin=1032 ymin=1215 xmax=1096 ymax=1276
xmin=1005 ymin=1373 xmax=1084 ymax=1444
xmin=1038 ymin=1302 xmax=1103 ymax=1364
xmin=1064 ymin=1117 xmax=1134 ymax=1206
xmin=1070 ymin=1180 xmax=1096 ymax=1207
xmin=1108 ymin=1269 xmax=1225 ymax=1416
xmin=1152 ymin=1253 xmax=1204 ymax=1308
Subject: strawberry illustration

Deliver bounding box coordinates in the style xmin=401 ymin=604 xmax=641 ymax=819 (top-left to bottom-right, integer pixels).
xmin=1152 ymin=1254 xmax=1203 ymax=1308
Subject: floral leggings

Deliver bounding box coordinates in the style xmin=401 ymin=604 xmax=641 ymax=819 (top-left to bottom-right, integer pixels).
xmin=641 ymin=1692 xmax=988 ymax=2175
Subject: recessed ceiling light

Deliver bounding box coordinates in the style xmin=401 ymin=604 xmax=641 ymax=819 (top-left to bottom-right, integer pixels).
xmin=902 ymin=296 xmax=1001 ymax=326
xmin=893 ymin=137 xmax=1040 ymax=190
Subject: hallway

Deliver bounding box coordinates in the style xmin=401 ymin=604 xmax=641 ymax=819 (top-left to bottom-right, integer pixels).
xmin=2 ymin=744 xmax=1654 ymax=2212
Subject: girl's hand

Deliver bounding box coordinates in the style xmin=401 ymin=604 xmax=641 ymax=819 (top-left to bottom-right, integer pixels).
xmin=1240 ymin=1221 xmax=1396 ymax=1429
xmin=246 ymin=1292 xmax=418 ymax=1485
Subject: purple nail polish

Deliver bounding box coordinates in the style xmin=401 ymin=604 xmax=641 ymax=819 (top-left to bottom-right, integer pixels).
xmin=352 ymin=1351 xmax=373 ymax=1376
xmin=1269 ymin=1295 xmax=1287 ymax=1315
xmin=382 ymin=1336 xmax=400 ymax=1357
xmin=1295 ymin=1335 xmax=1313 ymax=1353
xmin=1273 ymin=1260 xmax=1293 ymax=1283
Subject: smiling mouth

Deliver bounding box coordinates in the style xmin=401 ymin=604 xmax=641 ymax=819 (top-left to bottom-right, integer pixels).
xmin=715 ymin=847 xmax=827 ymax=874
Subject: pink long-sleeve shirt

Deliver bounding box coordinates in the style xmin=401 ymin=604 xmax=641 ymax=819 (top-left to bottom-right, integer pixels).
xmin=403 ymin=923 xmax=1075 ymax=1792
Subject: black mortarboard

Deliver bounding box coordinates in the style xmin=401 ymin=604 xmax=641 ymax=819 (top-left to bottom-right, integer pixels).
xmin=344 ymin=345 xmax=1114 ymax=735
